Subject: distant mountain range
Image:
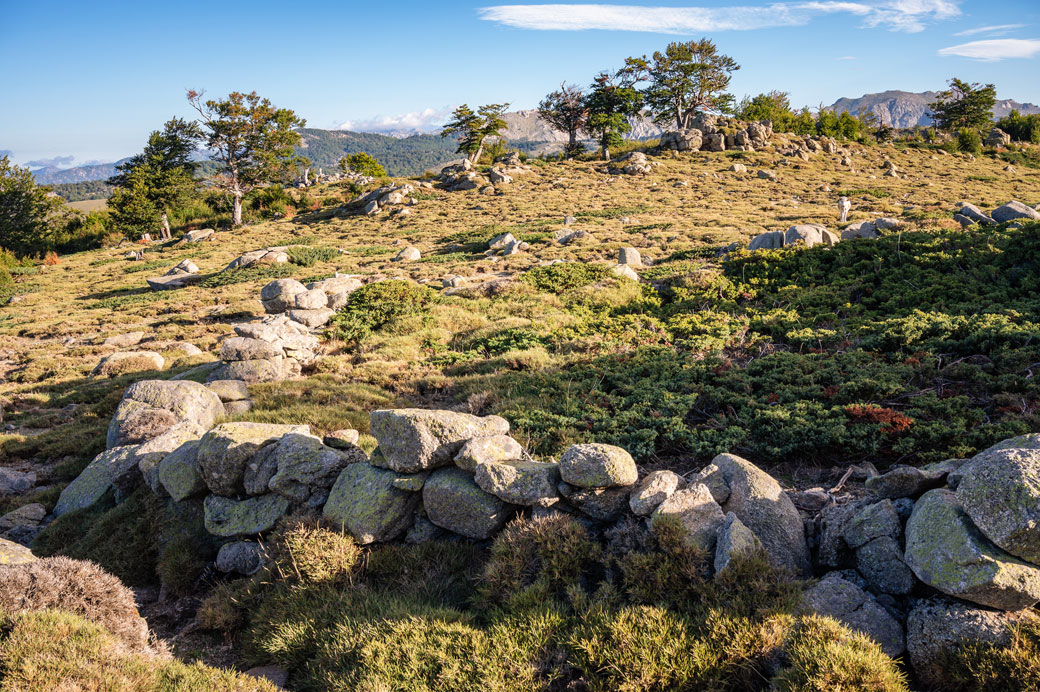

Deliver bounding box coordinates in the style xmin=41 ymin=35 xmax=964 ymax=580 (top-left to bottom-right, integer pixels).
xmin=30 ymin=159 xmax=127 ymax=185
xmin=826 ymin=90 xmax=1040 ymax=129
xmin=31 ymin=91 xmax=1040 ymax=188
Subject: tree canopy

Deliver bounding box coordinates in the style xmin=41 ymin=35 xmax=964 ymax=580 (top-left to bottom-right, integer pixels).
xmin=928 ymin=79 xmax=996 ymax=131
xmin=0 ymin=156 xmax=63 ymax=257
xmin=339 ymin=152 xmax=387 ymax=178
xmin=623 ymin=39 xmax=739 ymax=130
xmin=441 ymin=104 xmax=509 ymax=162
xmin=106 ymin=118 xmax=200 ymax=238
xmin=585 ymin=71 xmax=643 ymax=160
xmin=538 ymin=83 xmax=589 ymax=157
xmin=188 ymin=90 xmax=307 ymax=226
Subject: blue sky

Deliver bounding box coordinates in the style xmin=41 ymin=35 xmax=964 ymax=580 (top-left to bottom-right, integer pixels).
xmin=2 ymin=0 xmax=1039 ymax=166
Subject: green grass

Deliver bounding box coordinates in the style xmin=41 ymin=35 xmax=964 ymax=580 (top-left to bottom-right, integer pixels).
xmin=198 ymin=263 xmax=297 ymax=288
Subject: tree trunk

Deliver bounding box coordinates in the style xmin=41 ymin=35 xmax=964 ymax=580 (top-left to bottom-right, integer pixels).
xmin=471 ymin=142 xmax=484 ymax=163
xmin=303 ymin=167 xmax=310 ymax=186
xmin=160 ymin=212 xmax=171 ymax=241
xmin=567 ymin=130 xmax=577 ymax=157
xmin=232 ymin=192 xmax=243 ymax=227
xmin=601 ymin=143 xmax=610 ymax=161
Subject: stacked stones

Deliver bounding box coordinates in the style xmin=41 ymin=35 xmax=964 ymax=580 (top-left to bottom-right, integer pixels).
xmin=207 ymin=275 xmax=361 ymax=384
xmin=46 ymin=389 xmax=1040 ymax=686
xmin=440 ymin=153 xmax=533 ymax=193
xmin=810 ymin=434 xmax=1040 ymax=687
xmin=349 ymin=183 xmax=415 ymax=216
xmin=610 ymin=152 xmax=654 ymax=176
xmin=659 ymin=116 xmax=773 ymax=154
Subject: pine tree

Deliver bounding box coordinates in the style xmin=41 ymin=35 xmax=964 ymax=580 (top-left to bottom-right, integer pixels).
xmin=441 ymin=104 xmax=510 ymax=162
xmin=928 ymin=79 xmax=997 ymax=131
xmin=188 ymin=90 xmax=307 ymax=227
xmin=585 ymin=72 xmax=643 ymax=161
xmin=0 ymin=156 xmax=62 ymax=256
xmin=623 ymin=39 xmax=739 ymax=130
xmin=538 ymin=84 xmax=588 ymax=157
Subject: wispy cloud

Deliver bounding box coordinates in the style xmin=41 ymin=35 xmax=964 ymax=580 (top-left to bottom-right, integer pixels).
xmin=335 ymin=107 xmax=454 ymax=134
xmin=25 ymin=155 xmax=75 ymax=169
xmin=938 ymin=37 xmax=1040 ymax=60
xmin=953 ymin=23 xmax=1024 ymax=37
xmin=479 ymin=1 xmax=960 ymax=34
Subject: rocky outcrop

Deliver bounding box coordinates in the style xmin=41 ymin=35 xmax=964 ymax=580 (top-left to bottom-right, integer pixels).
xmin=369 ymin=409 xmax=510 ymax=473
xmin=106 ymin=380 xmax=222 ymax=449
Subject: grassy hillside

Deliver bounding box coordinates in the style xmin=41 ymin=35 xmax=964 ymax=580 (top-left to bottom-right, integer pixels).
xmin=3 ymin=136 xmax=1040 ymax=690
xmin=2 ymin=138 xmax=1038 ymax=495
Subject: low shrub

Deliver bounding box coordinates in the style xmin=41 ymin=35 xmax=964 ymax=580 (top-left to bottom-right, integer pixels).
xmin=329 ymin=280 xmax=438 ymax=343
xmin=957 ymin=128 xmax=983 ymax=155
xmin=287 ymin=245 xmax=338 ymax=267
xmin=941 ymin=618 xmax=1040 ymax=692
xmin=264 ymin=516 xmax=362 ymax=585
xmin=0 ymin=556 xmax=152 ymax=653
xmin=521 ymin=262 xmax=611 ymax=293
xmin=198 ymin=263 xmax=296 ymax=288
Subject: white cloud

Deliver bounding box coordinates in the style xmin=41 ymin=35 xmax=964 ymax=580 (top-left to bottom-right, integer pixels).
xmin=953 ymin=23 xmax=1024 ymax=37
xmin=336 ymin=107 xmax=454 ymax=133
xmin=479 ymin=1 xmax=961 ymax=34
xmin=938 ymin=37 xmax=1040 ymax=60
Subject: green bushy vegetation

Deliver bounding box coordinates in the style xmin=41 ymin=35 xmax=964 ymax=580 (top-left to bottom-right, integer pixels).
xmin=198 ymin=262 xmax=296 ymax=288
xmin=287 ymin=245 xmax=338 ymax=267
xmin=996 ymin=110 xmax=1040 ymax=144
xmin=434 ymin=222 xmax=1040 ymax=467
xmin=329 ymin=280 xmax=439 ymax=343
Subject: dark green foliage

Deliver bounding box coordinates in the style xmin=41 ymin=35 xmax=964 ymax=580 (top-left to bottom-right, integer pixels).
xmin=198 ymin=263 xmax=296 ymax=288
xmin=737 ymin=91 xmax=797 ymax=131
xmin=929 ymin=79 xmax=997 ymax=131
xmin=538 ymin=83 xmax=589 ymax=157
xmin=0 ymin=155 xmax=63 ymax=256
xmin=521 ymin=262 xmax=612 ymax=293
xmin=441 ymin=103 xmax=510 ymax=162
xmin=339 ymin=152 xmax=387 ymax=178
xmin=480 ymin=223 xmax=1040 ymax=466
xmin=106 ymin=118 xmax=200 ymax=239
xmin=624 ymin=39 xmax=739 ymax=129
xmin=330 ymin=280 xmax=438 ymax=343
xmin=585 ymin=71 xmax=644 ymax=159
xmin=52 ymin=179 xmax=114 ymax=201
xmin=996 ymin=110 xmax=1040 ymax=144
xmin=958 ymin=127 xmax=983 ymax=154
xmin=287 ymin=245 xmax=338 ymax=267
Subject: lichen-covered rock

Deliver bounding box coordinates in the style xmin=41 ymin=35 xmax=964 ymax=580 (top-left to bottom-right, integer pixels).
xmin=907 ymin=598 xmax=1027 ymax=689
xmin=157 ymin=440 xmax=205 ymax=501
xmin=260 ymin=278 xmax=306 ymax=313
xmin=324 ymin=429 xmax=360 ymax=449
xmin=203 ymin=494 xmax=290 ymax=537
xmin=197 ymin=422 xmax=310 ymax=496
xmin=92 ymin=351 xmax=165 ymax=377
xmin=558 ymin=443 xmax=638 ymax=488
xmin=957 ymin=447 xmax=1040 ymax=564
xmin=323 ymin=463 xmax=420 ymax=544
xmin=816 ymin=500 xmax=868 ymax=568
xmin=107 ymin=380 xmax=222 ymax=449
xmin=216 ymin=541 xmax=265 ymax=575
xmin=242 ymin=445 xmax=280 ymax=496
xmin=804 ymin=572 xmax=905 ymax=657
xmin=219 ymin=337 xmax=284 ymax=362
xmin=135 ymin=421 xmax=206 ymax=494
xmin=208 ymin=358 xmax=289 ymax=384
xmin=714 ymin=512 xmax=762 ymax=575
xmin=454 ymin=435 xmax=523 ymax=471
xmin=287 ymin=308 xmax=335 ymax=329
xmin=474 ymin=460 xmax=559 ymax=506
xmin=268 ymin=433 xmax=366 ymax=504
xmin=905 ymin=489 xmax=1040 ymax=610
xmin=709 ymin=453 xmax=811 ymax=575
xmin=991 ymin=200 xmax=1040 ymax=223
xmin=856 ymin=535 xmax=915 ymax=595
xmin=369 ymin=409 xmax=510 ymax=473
xmin=0 ymin=537 xmax=36 ymax=565
xmin=54 ymin=446 xmax=140 ymax=516
xmin=651 ymin=483 xmax=725 ymax=552
xmin=423 ymin=467 xmax=512 ymax=539
xmin=559 ymin=484 xmax=630 ymax=521
xmin=629 ymin=470 xmax=682 ymax=516
xmin=206 ymin=379 xmax=250 ymax=402
xmin=865 ymin=464 xmax=947 ymax=499
xmin=843 ymin=500 xmax=901 ymax=549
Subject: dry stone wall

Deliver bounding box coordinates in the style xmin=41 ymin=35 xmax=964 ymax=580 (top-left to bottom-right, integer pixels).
xmin=34 ymin=386 xmax=1040 ymax=682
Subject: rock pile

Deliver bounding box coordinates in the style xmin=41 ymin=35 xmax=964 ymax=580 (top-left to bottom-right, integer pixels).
xmin=659 ymin=118 xmax=774 ymax=154
xmin=439 ymin=153 xmax=533 ymax=192
xmin=954 ymin=199 xmax=1040 ymax=227
xmin=348 ymin=183 xmax=416 ymax=216
xmin=146 ymin=259 xmax=200 ymax=291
